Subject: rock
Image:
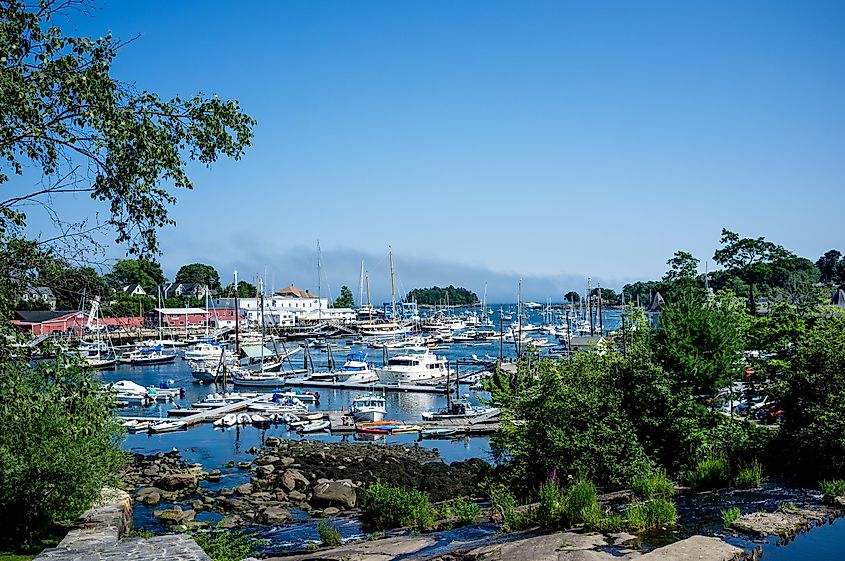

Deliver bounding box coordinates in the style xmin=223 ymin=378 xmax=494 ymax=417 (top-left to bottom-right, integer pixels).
xmin=153 ymin=506 xmax=196 ymax=525
xmin=218 ymin=515 xmax=243 ymax=529
xmin=236 ymin=483 xmax=254 ymax=495
xmin=265 ymin=436 xmax=281 ymax=447
xmin=154 ymin=473 xmax=197 ymax=493
xmin=323 ymin=507 xmax=340 ymax=516
xmin=279 ymin=457 xmax=295 ymax=467
xmin=732 ymin=507 xmax=831 ymax=539
xmin=275 ymin=490 xmax=288 ymax=502
xmin=237 ymin=461 xmax=252 ymax=469
xmin=257 ymin=506 xmax=293 ymax=525
xmin=135 ymin=487 xmax=161 ymax=506
xmin=281 ymin=471 xmax=296 ymax=491
xmin=216 ymin=496 xmax=247 ymax=511
xmin=218 ymin=487 xmax=234 ymax=496
xmin=190 ymin=499 xmax=204 ymax=512
xmin=312 ymin=480 xmax=357 ymax=509
xmin=640 ymin=535 xmax=741 ymax=560
xmin=289 ymin=490 xmax=307 ymax=502
xmin=256 ymin=464 xmax=275 ymax=477
xmin=205 ymin=469 xmax=221 ymax=482
xmin=284 ymin=468 xmax=310 ymax=489
xmin=255 ymin=455 xmax=279 ymax=466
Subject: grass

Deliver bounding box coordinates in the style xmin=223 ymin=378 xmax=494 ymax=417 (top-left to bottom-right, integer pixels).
xmin=487 ymin=483 xmax=534 ymax=532
xmin=317 ymin=519 xmax=342 ymax=547
xmin=538 ymin=478 xmax=566 ymax=527
xmin=0 ymin=554 xmax=36 ymax=561
xmin=124 ymin=528 xmax=155 ymax=539
xmin=631 ymin=468 xmax=675 ymax=500
xmin=733 ymin=461 xmax=763 ymax=489
xmin=192 ymin=530 xmax=268 ymax=561
xmin=721 ymin=506 xmax=741 ymax=527
xmin=361 ymin=481 xmax=437 ymax=531
xmin=688 ymin=455 xmax=731 ymax=490
xmin=563 ymin=480 xmax=599 ymax=527
xmin=626 ymin=498 xmax=678 ymax=531
xmin=819 ymin=480 xmax=845 ymax=504
xmin=451 ymin=497 xmax=482 ymax=524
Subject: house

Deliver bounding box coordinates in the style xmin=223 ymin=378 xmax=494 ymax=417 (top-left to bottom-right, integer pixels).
xmin=211 ymin=283 xmax=342 ymax=326
xmin=12 ymin=310 xmax=89 ymax=336
xmin=121 ymin=284 xmax=147 ymax=296
xmin=568 ymin=335 xmax=607 ymax=354
xmin=156 ymin=283 xmax=211 ymax=300
xmin=207 ymin=308 xmax=239 ymax=330
xmin=144 ymin=307 xmax=208 ymax=328
xmin=20 ymin=287 xmax=57 ymax=310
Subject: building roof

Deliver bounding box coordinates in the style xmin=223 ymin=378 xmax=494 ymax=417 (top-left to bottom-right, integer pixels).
xmin=647 ymin=291 xmax=665 ymax=313
xmin=24 ymin=286 xmax=56 ymax=299
xmin=122 ymin=283 xmax=146 ymax=294
xmin=150 ymin=307 xmax=208 ymax=315
xmin=274 ymin=284 xmax=318 ymax=299
xmin=13 ymin=310 xmax=81 ymax=323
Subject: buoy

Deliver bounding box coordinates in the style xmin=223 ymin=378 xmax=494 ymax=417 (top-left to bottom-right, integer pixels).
xmin=341 ymin=404 xmax=344 ymax=412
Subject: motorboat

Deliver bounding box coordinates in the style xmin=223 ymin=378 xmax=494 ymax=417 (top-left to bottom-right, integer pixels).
xmin=230 ymin=368 xmax=288 ymax=387
xmin=421 ymin=399 xmax=499 ymax=424
xmin=311 ymin=352 xmax=379 ymax=384
xmin=375 ymin=350 xmax=450 ymax=385
xmin=147 ymin=419 xmax=187 ymax=433
xmin=184 ymin=342 xmax=234 ymax=362
xmin=351 ymin=393 xmax=386 ymax=422
xmin=119 ymin=346 xmax=177 ymax=366
xmin=298 ymin=420 xmax=330 ymax=433
xmin=110 ymin=380 xmax=153 ymax=406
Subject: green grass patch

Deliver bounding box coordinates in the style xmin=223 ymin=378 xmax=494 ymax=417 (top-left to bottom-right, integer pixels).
xmin=192 ymin=530 xmax=267 ymax=561
xmin=317 ymin=519 xmax=341 ymax=547
xmin=487 ymin=483 xmax=534 ymax=532
xmin=563 ymin=479 xmax=599 ymax=527
xmin=688 ymin=455 xmax=731 ymax=490
xmin=451 ymin=497 xmax=481 ymax=524
xmin=361 ymin=481 xmax=437 ymax=531
xmin=626 ymin=498 xmax=678 ymax=531
xmin=0 ymin=554 xmax=36 ymax=561
xmin=721 ymin=506 xmax=740 ymax=527
xmin=631 ymin=468 xmax=675 ymax=500
xmin=820 ymin=480 xmax=845 ymax=504
xmin=734 ymin=461 xmax=763 ymax=489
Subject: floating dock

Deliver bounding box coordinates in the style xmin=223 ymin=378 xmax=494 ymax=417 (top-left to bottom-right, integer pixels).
xmin=121 ymin=396 xmax=264 ymax=427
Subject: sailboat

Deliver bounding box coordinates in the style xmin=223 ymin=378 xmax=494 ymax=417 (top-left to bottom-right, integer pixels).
xmin=358 ymin=247 xmax=411 ymax=338
xmin=81 ymin=297 xmax=117 ymax=369
xmin=122 ymin=287 xmax=177 ymax=365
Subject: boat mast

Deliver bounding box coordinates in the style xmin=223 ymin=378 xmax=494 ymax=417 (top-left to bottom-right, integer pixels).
xmin=517 ymin=278 xmax=523 ymax=358
xmin=389 ymin=246 xmax=396 ymax=324
xmin=316 ymin=240 xmax=322 ymax=322
xmin=588 ymin=277 xmax=594 ymax=336
xmin=234 ymin=270 xmax=240 ymax=360
xmin=365 ymin=274 xmax=372 ymax=323
xmin=358 ymin=260 xmax=364 ymax=313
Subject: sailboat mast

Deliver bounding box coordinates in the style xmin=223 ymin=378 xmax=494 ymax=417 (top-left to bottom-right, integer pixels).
xmin=365 ymin=274 xmax=372 ymax=323
xmin=234 ymin=270 xmax=240 ymax=359
xmin=358 ymin=260 xmax=364 ymax=312
xmin=389 ymin=246 xmax=396 ymax=323
xmin=316 ymin=240 xmax=322 ymax=322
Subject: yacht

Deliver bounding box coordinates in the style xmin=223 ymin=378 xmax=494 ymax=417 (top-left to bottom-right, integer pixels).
xmin=184 ymin=342 xmax=234 ymax=362
xmin=310 ymin=351 xmax=379 ymax=384
xmin=375 ymin=350 xmax=450 ymax=386
xmin=421 ymin=399 xmax=500 ymax=424
xmin=351 ymin=393 xmax=386 ymax=422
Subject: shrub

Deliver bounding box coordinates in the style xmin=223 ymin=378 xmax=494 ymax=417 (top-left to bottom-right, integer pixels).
xmin=317 ymin=519 xmax=341 ymax=547
xmin=487 ymin=483 xmax=533 ymax=532
xmin=721 ymin=506 xmax=740 ymax=527
xmin=819 ymin=480 xmax=845 ymax=504
xmin=538 ymin=478 xmax=566 ymax=528
xmin=626 ymin=498 xmax=677 ymax=531
xmin=361 ymin=481 xmax=436 ymax=531
xmin=451 ymin=497 xmax=481 ymax=524
xmin=193 ymin=530 xmax=267 ymax=561
xmin=0 ymin=355 xmax=127 ymax=546
xmin=563 ymin=480 xmax=599 ymax=526
xmin=734 ymin=461 xmax=763 ymax=489
xmin=687 ymin=455 xmax=730 ymax=490
xmin=631 ymin=468 xmax=675 ymax=500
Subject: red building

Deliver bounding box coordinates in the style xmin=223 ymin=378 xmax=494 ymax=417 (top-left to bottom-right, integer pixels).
xmin=11 ymin=311 xmax=143 ymax=336
xmin=144 ymin=307 xmax=209 ymax=328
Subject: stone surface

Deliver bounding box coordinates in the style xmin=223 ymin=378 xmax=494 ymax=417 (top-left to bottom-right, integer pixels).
xmin=312 ymin=480 xmax=357 ymax=509
xmin=135 ymin=487 xmax=161 ymax=507
xmin=639 ymin=536 xmax=741 ymax=560
xmin=264 ymin=535 xmax=436 ymax=561
xmin=732 ymin=507 xmax=831 ymax=538
xmin=257 ymin=506 xmax=293 ymax=525
xmin=154 ymin=473 xmax=198 ymax=493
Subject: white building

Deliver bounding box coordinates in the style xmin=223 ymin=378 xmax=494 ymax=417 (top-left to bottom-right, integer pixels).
xmin=211 ymin=284 xmax=354 ymax=326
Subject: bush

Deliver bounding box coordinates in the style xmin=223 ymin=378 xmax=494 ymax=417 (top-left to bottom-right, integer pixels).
xmin=721 ymin=506 xmax=740 ymax=527
xmin=0 ymin=355 xmax=127 ymax=546
xmin=687 ymin=455 xmax=730 ymax=490
xmin=563 ymin=480 xmax=599 ymax=526
xmin=317 ymin=519 xmax=341 ymax=547
xmin=538 ymin=478 xmax=566 ymax=528
xmin=630 ymin=468 xmax=675 ymax=500
xmin=819 ymin=480 xmax=845 ymax=504
xmin=361 ymin=481 xmax=436 ymax=531
xmin=626 ymin=498 xmax=677 ymax=531
xmin=487 ymin=483 xmax=533 ymax=532
xmin=193 ymin=530 xmax=267 ymax=561
xmin=734 ymin=461 xmax=763 ymax=489
xmin=451 ymin=497 xmax=481 ymax=524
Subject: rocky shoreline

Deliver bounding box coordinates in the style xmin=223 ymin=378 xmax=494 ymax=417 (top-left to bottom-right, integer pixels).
xmin=120 ymin=438 xmax=490 ymax=530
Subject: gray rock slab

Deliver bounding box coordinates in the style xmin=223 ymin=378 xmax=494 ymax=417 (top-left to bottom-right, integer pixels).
xmin=264 ymin=535 xmax=436 ymax=561
xmin=639 ymin=536 xmax=742 ymax=560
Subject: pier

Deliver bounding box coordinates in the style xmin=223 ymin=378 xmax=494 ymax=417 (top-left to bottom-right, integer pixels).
xmin=121 ymin=396 xmax=264 ymax=427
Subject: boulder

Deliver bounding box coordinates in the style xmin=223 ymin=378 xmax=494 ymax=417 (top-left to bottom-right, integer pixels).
xmin=284 ymin=468 xmax=310 ymax=489
xmin=255 ymin=455 xmax=279 ymax=466
xmin=256 ymin=464 xmax=275 ymax=477
xmin=323 ymin=507 xmax=340 ymax=516
xmin=205 ymin=469 xmax=222 ymax=482
xmin=237 ymin=461 xmax=252 ymax=469
xmin=218 ymin=515 xmax=243 ymax=529
xmin=257 ymin=506 xmax=293 ymax=525
xmin=265 ymin=436 xmax=281 ymax=447
xmin=135 ymin=487 xmax=161 ymax=506
xmin=312 ymin=480 xmax=357 ymax=509
xmin=153 ymin=506 xmax=196 ymax=525
xmin=289 ymin=490 xmax=307 ymax=502
xmin=279 ymin=457 xmax=295 ymax=467
xmin=236 ymin=483 xmax=254 ymax=495
xmin=154 ymin=473 xmax=197 ymax=493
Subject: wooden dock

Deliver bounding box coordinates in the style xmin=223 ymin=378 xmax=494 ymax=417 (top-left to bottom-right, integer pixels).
xmin=121 ymin=396 xmax=264 ymax=427
xmin=285 ymin=379 xmax=454 ymax=394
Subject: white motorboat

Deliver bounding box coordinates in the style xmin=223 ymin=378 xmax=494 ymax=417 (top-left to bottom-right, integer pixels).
xmin=110 ymin=380 xmax=152 ymax=405
xmin=298 ymin=420 xmax=330 ymax=433
xmin=311 ymin=352 xmax=379 ymax=384
xmin=421 ymin=400 xmax=500 ymax=424
xmin=148 ymin=419 xmax=187 ymax=433
xmin=184 ymin=342 xmax=234 ymax=362
xmin=230 ymin=368 xmax=288 ymax=387
xmin=351 ymin=393 xmax=386 ymax=422
xmin=375 ymin=350 xmax=451 ymax=385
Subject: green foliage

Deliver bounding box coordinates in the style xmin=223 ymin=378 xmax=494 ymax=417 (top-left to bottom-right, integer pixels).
xmin=0 ymin=352 xmax=127 ymax=545
xmin=721 ymin=506 xmax=740 ymax=527
xmin=333 ymin=285 xmax=355 ymax=308
xmin=124 ymin=528 xmax=155 ymax=539
xmin=687 ymin=455 xmax=731 ymax=490
xmin=625 ymin=498 xmax=677 ymax=531
xmin=317 ymin=519 xmax=342 ymax=547
xmin=361 ymin=481 xmax=436 ymax=531
xmin=192 ymin=530 xmax=267 ymax=561
xmin=223 ymin=280 xmax=257 ymax=299
xmin=105 ymin=259 xmax=166 ymax=292
xmin=406 ymin=285 xmax=479 ymax=306
xmin=563 ymin=480 xmax=599 ymax=527
xmin=819 ymin=480 xmax=845 ymax=504
xmin=538 ymin=478 xmax=566 ymax=528
xmin=778 ymin=316 xmax=845 ymax=479
xmin=564 ymin=291 xmax=581 ymax=304
xmin=451 ymin=497 xmax=481 ymax=524
xmin=816 ymin=249 xmax=844 ymax=285
xmin=590 ymin=287 xmax=618 ymax=305
xmin=630 ymin=468 xmax=675 ymax=501
xmin=0 ymin=1 xmax=255 ymax=256
xmin=734 ymin=461 xmax=763 ymax=489
xmin=487 ymin=483 xmax=533 ymax=532
xmin=174 ymin=263 xmax=221 ymax=291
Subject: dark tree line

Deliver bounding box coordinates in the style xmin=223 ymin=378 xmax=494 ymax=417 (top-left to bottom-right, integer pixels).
xmin=407 ymin=285 xmax=479 ymax=306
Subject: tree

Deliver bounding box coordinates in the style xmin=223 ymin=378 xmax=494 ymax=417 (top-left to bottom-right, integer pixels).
xmin=333 ymin=285 xmax=355 ymax=308
xmin=590 ymin=287 xmax=617 ymax=305
xmin=713 ymin=229 xmax=794 ymax=314
xmin=0 ymin=351 xmax=126 ymax=545
xmin=105 ymin=259 xmax=165 ymax=292
xmin=663 ymin=251 xmax=700 ymax=282
xmin=174 ymin=263 xmax=221 ymax=291
xmin=406 ymin=285 xmax=479 ymax=306
xmin=564 ymin=291 xmax=581 ymax=305
xmin=816 ymin=249 xmax=842 ymax=285
xmin=0 ymin=0 xmax=255 ymax=257
xmin=223 ymin=280 xmax=257 ymax=299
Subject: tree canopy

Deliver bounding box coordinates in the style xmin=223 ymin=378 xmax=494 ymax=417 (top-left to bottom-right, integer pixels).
xmin=407 ymin=285 xmax=479 ymax=306
xmin=104 ymin=258 xmax=165 ymax=292
xmin=174 ymin=263 xmax=221 ymax=291
xmin=333 ymin=285 xmax=355 ymax=308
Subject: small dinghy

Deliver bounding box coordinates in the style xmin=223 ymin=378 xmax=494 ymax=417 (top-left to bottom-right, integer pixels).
xmin=298 ymin=420 xmax=330 ymax=433
xmin=148 ymin=419 xmax=187 ymax=433
xmin=420 ymin=427 xmax=458 ymax=438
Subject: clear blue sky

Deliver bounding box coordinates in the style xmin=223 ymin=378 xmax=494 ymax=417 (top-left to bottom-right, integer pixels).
xmin=24 ymin=0 xmax=845 ymax=301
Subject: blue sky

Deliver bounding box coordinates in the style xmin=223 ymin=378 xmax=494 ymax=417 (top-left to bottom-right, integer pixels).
xmin=19 ymin=0 xmax=845 ymax=301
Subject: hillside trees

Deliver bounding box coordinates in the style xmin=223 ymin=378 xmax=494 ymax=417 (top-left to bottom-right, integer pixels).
xmin=174 ymin=263 xmax=221 ymax=291
xmin=406 ymin=285 xmax=479 ymax=306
